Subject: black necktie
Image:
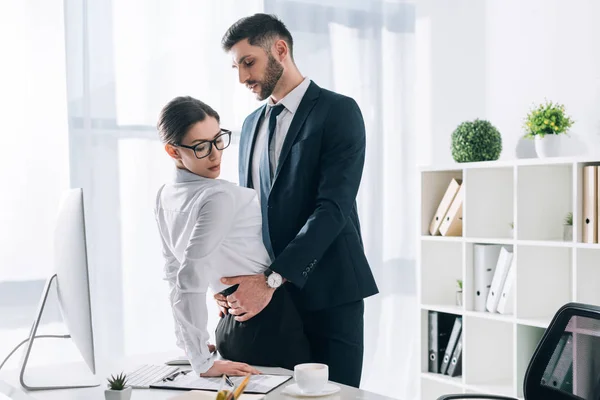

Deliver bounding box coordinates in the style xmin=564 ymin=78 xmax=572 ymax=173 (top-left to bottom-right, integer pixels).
xmin=259 ymin=104 xmax=285 ymax=259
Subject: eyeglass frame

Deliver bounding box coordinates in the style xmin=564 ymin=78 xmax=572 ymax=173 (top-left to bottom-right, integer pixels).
xmin=175 ymin=129 xmax=232 ymax=160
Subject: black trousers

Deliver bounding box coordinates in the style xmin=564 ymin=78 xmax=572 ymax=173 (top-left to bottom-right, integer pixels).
xmin=215 ymin=286 xmax=311 ymax=371
xmin=300 ymin=300 xmax=365 ymax=388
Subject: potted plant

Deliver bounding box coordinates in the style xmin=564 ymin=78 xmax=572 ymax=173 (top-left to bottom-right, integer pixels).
xmin=456 ymin=279 xmax=463 ymax=307
xmin=105 ymin=372 xmax=131 ymax=400
xmin=451 ymin=119 xmax=502 ymax=163
xmin=524 ymin=100 xmax=574 ymax=158
xmin=563 ymin=212 xmax=573 ymax=241
xmin=509 ymin=222 xmax=514 ymax=238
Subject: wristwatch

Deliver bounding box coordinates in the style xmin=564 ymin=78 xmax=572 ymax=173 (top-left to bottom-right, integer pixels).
xmin=264 ymin=269 xmax=283 ymax=289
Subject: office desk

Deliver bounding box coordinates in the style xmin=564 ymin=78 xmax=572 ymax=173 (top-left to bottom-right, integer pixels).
xmin=0 ymin=353 xmax=397 ymax=400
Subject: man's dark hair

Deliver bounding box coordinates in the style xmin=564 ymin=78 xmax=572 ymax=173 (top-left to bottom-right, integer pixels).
xmin=221 ymin=13 xmax=294 ymax=59
xmin=157 ymin=96 xmax=220 ymax=145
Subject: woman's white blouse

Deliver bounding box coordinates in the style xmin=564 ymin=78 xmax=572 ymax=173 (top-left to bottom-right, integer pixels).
xmin=154 ymin=168 xmax=271 ymax=374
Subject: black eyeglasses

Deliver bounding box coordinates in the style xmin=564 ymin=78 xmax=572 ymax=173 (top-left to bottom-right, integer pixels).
xmin=176 ymin=129 xmax=232 ymax=159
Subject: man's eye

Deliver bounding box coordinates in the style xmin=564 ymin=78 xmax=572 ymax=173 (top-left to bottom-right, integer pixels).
xmin=245 ymin=61 xmax=254 ymax=67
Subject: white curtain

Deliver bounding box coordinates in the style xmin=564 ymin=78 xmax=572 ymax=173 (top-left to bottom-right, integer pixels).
xmin=0 ymin=0 xmax=71 ymax=368
xmin=64 ymin=1 xmax=418 ymax=398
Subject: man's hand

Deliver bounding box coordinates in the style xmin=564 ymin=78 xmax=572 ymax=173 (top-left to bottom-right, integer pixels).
xmin=214 ymin=293 xmax=229 ymax=317
xmin=221 ymin=274 xmax=275 ymax=322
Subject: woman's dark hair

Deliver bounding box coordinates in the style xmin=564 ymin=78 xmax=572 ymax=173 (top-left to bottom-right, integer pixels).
xmin=221 ymin=13 xmax=294 ymax=60
xmin=157 ymin=96 xmax=220 ymax=145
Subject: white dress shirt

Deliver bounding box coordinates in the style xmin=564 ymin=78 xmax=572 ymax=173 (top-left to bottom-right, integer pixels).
xmin=251 ymin=77 xmax=311 ymax=197
xmin=154 ymin=168 xmax=271 ymax=375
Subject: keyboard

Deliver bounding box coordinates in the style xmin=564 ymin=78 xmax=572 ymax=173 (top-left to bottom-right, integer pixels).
xmin=125 ymin=364 xmax=180 ymax=389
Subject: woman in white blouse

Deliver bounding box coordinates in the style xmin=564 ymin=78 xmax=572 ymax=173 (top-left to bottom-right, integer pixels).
xmin=154 ymin=96 xmax=310 ymax=377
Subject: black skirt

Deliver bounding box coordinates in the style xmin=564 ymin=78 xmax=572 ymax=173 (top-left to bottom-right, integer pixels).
xmin=215 ymin=285 xmax=311 ymax=370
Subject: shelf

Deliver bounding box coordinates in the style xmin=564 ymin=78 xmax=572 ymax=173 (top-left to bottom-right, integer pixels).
xmin=421 ymin=170 xmax=463 ymax=236
xmin=420 ymin=372 xmax=463 ymax=387
xmin=465 ymin=382 xmax=514 ymax=398
xmin=421 ymin=304 xmax=464 ymax=315
xmin=516 ymin=164 xmax=573 ymax=241
xmin=465 ymin=237 xmax=515 ymax=245
xmin=464 ymin=317 xmax=514 ymax=391
xmin=464 ymin=310 xmax=515 ymax=324
xmin=516 ymin=325 xmax=545 ymax=398
xmin=418 ymin=155 xmax=592 ymax=172
xmin=418 ymin=157 xmax=600 ymax=400
xmin=516 ymin=246 xmax=572 ymax=320
xmin=421 ymin=235 xmax=464 ymax=242
xmin=517 ymin=239 xmax=572 ymax=248
xmin=576 ymin=242 xmax=600 ymax=249
xmin=516 ymin=317 xmax=552 ymax=329
xmin=420 ymin=376 xmax=465 ymax=400
xmin=420 ymin=240 xmax=463 ymax=305
xmin=464 ymin=167 xmax=514 ymax=239
xmin=576 ymin=248 xmax=600 ymax=305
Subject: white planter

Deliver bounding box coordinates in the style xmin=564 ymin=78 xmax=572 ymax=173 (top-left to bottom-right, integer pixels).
xmin=105 ymin=387 xmax=132 ymax=400
xmin=563 ymin=225 xmax=573 ymax=242
xmin=534 ymin=134 xmax=562 ymax=158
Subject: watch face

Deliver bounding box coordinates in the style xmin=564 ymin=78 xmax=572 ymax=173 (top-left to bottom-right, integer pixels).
xmin=267 ymin=272 xmax=282 ymax=288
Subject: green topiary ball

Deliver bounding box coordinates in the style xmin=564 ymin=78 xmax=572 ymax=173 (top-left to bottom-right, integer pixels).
xmin=451 ymin=119 xmax=502 ymax=162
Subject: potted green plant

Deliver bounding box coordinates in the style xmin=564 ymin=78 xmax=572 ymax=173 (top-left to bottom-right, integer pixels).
xmin=509 ymin=222 xmax=514 ymax=238
xmin=563 ymin=212 xmax=573 ymax=241
xmin=523 ymin=100 xmax=574 ymax=158
xmin=456 ymin=279 xmax=463 ymax=307
xmin=451 ymin=119 xmax=502 ymax=163
xmin=105 ymin=372 xmax=131 ymax=400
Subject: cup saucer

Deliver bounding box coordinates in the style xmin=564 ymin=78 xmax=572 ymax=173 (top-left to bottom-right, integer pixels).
xmin=282 ymin=383 xmax=341 ymax=397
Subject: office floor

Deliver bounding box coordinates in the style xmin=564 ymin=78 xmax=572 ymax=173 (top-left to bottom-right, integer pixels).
xmin=0 ymin=262 xmax=418 ymax=400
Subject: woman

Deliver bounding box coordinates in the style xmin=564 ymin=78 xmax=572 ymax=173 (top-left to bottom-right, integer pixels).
xmin=154 ymin=96 xmax=311 ymax=377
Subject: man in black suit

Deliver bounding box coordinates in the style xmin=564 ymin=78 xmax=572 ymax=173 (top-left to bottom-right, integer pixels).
xmin=215 ymin=13 xmax=379 ymax=388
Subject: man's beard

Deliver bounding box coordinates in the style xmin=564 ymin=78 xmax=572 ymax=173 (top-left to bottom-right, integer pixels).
xmin=255 ymin=54 xmax=284 ymax=101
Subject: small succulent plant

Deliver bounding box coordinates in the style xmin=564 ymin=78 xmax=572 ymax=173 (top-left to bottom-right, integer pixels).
xmin=564 ymin=212 xmax=573 ymax=226
xmin=107 ymin=372 xmax=128 ymax=390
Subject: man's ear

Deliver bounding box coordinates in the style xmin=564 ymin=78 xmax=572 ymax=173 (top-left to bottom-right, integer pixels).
xmin=165 ymin=143 xmax=181 ymax=160
xmin=273 ymin=39 xmax=289 ymax=62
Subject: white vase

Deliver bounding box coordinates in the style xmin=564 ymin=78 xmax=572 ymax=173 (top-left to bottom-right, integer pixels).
xmin=105 ymin=387 xmax=132 ymax=400
xmin=534 ymin=134 xmax=562 ymax=158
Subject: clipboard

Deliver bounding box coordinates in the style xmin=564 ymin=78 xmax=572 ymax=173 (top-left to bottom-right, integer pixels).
xmin=149 ymin=371 xmax=292 ymax=394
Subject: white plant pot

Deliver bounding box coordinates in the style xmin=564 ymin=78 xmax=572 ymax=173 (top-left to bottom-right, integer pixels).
xmin=534 ymin=134 xmax=562 ymax=158
xmin=563 ymin=225 xmax=573 ymax=242
xmin=105 ymin=387 xmax=132 ymax=400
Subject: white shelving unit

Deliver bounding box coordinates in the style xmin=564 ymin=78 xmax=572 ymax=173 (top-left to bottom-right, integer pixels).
xmin=417 ymin=156 xmax=600 ymax=400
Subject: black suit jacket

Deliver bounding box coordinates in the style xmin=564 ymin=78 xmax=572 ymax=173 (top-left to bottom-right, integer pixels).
xmin=239 ymin=81 xmax=379 ymax=311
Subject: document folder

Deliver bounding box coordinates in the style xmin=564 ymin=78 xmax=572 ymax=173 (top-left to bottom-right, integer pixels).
xmin=429 ymin=179 xmax=461 ymax=236
xmin=439 ymin=183 xmax=464 ymax=237
xmin=583 ymin=165 xmax=597 ymax=243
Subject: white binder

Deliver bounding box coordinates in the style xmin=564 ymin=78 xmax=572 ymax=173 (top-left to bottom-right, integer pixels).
xmin=486 ymin=247 xmax=514 ymax=313
xmin=473 ymin=244 xmax=502 ymax=312
xmin=496 ymin=257 xmax=516 ymax=315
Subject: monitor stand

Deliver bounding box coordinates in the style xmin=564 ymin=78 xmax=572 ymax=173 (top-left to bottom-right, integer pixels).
xmin=19 ymin=274 xmax=100 ymax=391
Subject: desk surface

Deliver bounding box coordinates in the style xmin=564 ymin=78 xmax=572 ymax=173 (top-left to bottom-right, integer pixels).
xmin=0 ymin=353 xmax=397 ymax=400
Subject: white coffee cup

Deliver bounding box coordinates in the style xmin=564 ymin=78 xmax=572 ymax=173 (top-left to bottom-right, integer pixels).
xmin=294 ymin=363 xmax=328 ymax=394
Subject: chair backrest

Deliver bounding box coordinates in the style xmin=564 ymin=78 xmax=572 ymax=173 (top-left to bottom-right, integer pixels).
xmin=524 ymin=302 xmax=600 ymax=400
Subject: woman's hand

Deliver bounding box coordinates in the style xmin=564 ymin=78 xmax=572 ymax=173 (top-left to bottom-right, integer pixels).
xmin=200 ymin=360 xmax=261 ymax=377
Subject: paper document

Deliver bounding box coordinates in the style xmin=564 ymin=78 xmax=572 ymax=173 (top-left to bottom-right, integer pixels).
xmin=151 ymin=373 xmax=291 ymax=394
xmin=169 ymin=390 xmax=264 ymax=400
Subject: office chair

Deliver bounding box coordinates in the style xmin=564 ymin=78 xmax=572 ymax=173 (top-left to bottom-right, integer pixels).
xmin=438 ymin=302 xmax=600 ymax=400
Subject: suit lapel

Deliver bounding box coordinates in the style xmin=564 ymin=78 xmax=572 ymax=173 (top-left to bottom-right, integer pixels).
xmin=273 ymin=82 xmax=321 ymax=184
xmin=240 ymin=105 xmax=266 ymax=188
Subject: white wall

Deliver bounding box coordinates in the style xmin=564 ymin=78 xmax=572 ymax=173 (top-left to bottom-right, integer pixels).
xmin=417 ymin=0 xmax=600 ymax=165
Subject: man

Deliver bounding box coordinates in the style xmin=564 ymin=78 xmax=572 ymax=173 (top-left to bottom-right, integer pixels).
xmin=215 ymin=13 xmax=379 ymax=388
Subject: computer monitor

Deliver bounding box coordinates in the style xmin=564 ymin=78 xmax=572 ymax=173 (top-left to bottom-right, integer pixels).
xmin=19 ymin=188 xmax=99 ymax=390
